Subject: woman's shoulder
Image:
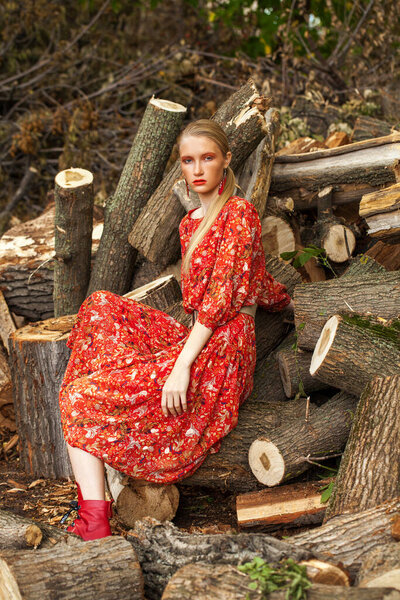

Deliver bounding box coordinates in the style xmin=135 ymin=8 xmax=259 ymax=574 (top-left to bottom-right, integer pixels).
xmin=223 ymin=196 xmax=260 ymax=221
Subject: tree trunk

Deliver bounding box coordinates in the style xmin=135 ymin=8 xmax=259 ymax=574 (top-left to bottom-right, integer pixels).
xmin=290 ymin=497 xmax=400 ymax=579
xmin=127 ymin=517 xmax=312 ymax=600
xmin=276 ymin=347 xmax=330 ymax=398
xmin=326 ymin=375 xmax=400 ymax=520
xmin=128 ymin=79 xmax=272 ymax=268
xmin=0 ymin=536 xmax=144 ymax=600
xmin=88 ymin=98 xmax=186 ymax=295
xmin=310 ymin=315 xmax=400 ymax=396
xmin=53 ymin=168 xmax=94 ymax=317
xmin=248 ymin=391 xmax=357 ymax=487
xmin=294 ymin=272 xmax=400 ymax=350
xmin=360 ymin=181 xmax=400 ymax=240
xmin=236 ymin=478 xmax=333 ymax=530
xmin=365 ymin=240 xmax=400 ymax=271
xmin=162 ymin=564 xmax=399 ymax=600
xmin=357 ymin=543 xmax=400 ymax=590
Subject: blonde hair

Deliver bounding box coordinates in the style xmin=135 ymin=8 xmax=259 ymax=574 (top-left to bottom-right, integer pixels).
xmin=179 ymin=120 xmax=236 ymax=274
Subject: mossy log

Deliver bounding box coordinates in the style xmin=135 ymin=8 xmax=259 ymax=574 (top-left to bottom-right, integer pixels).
xmin=326 ymin=375 xmax=400 ymax=520
xmin=310 ymin=315 xmax=400 ymax=396
xmin=88 ymin=97 xmax=186 ymax=295
xmin=53 ymin=168 xmax=94 ymax=317
xmin=128 ymin=79 xmax=272 ymax=268
xmin=341 ymin=254 xmax=387 ymax=278
xmin=294 ymin=272 xmax=400 ymax=350
xmin=248 ymin=391 xmax=357 ymax=487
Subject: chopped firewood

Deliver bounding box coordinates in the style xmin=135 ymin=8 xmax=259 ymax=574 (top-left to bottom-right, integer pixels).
xmin=325 ymin=131 xmax=350 ymax=148
xmin=299 ymin=559 xmax=350 ymax=586
xmin=360 ymin=181 xmax=400 ymax=240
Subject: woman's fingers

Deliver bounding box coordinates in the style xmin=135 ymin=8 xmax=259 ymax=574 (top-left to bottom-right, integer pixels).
xmin=180 ymin=392 xmax=188 ymax=413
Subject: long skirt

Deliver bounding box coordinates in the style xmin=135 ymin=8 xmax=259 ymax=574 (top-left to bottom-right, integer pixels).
xmin=59 ymin=290 xmax=257 ymax=483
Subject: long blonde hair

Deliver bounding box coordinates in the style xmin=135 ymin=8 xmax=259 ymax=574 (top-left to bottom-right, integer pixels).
xmin=179 ymin=120 xmax=236 ymax=274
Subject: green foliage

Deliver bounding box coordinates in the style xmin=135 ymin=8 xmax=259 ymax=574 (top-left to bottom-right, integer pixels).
xmin=281 ymin=246 xmax=336 ymax=276
xmin=320 ymin=480 xmax=335 ymax=503
xmin=237 ymin=557 xmax=312 ymax=599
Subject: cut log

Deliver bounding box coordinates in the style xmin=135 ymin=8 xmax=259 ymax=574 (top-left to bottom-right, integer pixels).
xmin=0 ymin=536 xmax=144 ymax=600
xmin=365 ymin=240 xmax=400 ymax=271
xmin=325 ymin=131 xmax=350 ymax=148
xmin=313 ymin=187 xmax=356 ymax=263
xmin=116 ymin=480 xmax=179 ymax=529
xmin=294 ymin=272 xmax=400 ymax=350
xmin=310 ymin=315 xmax=400 ymax=396
xmin=0 ymin=206 xmax=104 ymax=320
xmin=276 ymin=346 xmax=330 ymax=398
xmin=127 ymin=516 xmax=312 ymax=600
xmin=276 ymin=136 xmax=327 ymax=156
xmin=124 ymin=274 xmax=182 ymax=311
xmin=360 ymin=182 xmax=400 ymax=240
xmin=325 ymin=375 xmax=400 ymax=519
xmin=357 ymin=543 xmax=400 ymax=590
xmin=53 ymin=168 xmax=94 ymax=317
xmin=128 ymin=79 xmax=272 ymax=268
xmin=0 ymin=290 xmax=16 ymax=351
xmin=290 ymin=497 xmax=400 ymax=579
xmin=261 ymin=210 xmax=296 ymax=257
xmin=88 ymin=97 xmax=186 ymax=295
xmin=299 ymin=560 xmax=350 ymax=587
xmin=162 ymin=565 xmax=389 ymax=600
xmin=236 ymin=478 xmax=333 ymax=530
xmin=248 ymin=391 xmax=357 ymax=487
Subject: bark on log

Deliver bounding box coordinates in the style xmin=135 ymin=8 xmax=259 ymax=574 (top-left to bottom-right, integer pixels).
xmin=360 ymin=182 xmax=400 ymax=240
xmin=290 ymin=497 xmax=400 ymax=579
xmin=272 ymin=183 xmax=378 ymax=213
xmin=261 ymin=210 xmax=296 ymax=257
xmin=294 ymin=272 xmax=400 ymax=350
xmin=236 ymin=478 xmax=333 ymax=530
xmin=326 ymin=375 xmax=400 ymax=519
xmin=357 ymin=543 xmax=400 ymax=590
xmin=128 ymin=79 xmax=272 ymax=268
xmin=276 ymin=347 xmax=330 ymax=398
xmin=8 ymin=315 xmax=75 ymax=478
xmin=0 ymin=536 xmax=144 ymax=600
xmin=248 ymin=391 xmax=357 ymax=487
xmin=88 ymin=97 xmax=186 ymax=295
xmin=341 ymin=254 xmax=387 ymax=278
xmin=0 ymin=290 xmax=16 ymax=351
xmin=162 ymin=565 xmax=391 ymax=600
xmin=53 ymin=168 xmax=94 ymax=317
xmin=0 ymin=206 xmax=103 ymax=321
xmin=310 ymin=315 xmax=400 ymax=396
xmin=365 ymin=240 xmax=400 ymax=271
xmin=127 ymin=516 xmax=312 ymax=600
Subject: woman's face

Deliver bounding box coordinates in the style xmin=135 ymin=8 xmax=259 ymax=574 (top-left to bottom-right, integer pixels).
xmin=179 ymin=135 xmax=231 ymax=201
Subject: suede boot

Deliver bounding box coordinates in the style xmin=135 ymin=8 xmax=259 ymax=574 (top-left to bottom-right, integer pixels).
xmin=61 ymin=482 xmax=113 ymax=541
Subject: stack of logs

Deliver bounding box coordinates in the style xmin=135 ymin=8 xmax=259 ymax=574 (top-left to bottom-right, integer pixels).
xmin=0 ymin=78 xmax=400 ymax=599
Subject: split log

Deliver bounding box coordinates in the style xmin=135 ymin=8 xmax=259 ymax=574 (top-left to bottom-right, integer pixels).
xmin=325 ymin=375 xmax=400 ymax=519
xmin=0 ymin=290 xmax=16 ymax=351
xmin=276 ymin=136 xmax=327 ymax=156
xmin=248 ymin=391 xmax=357 ymax=486
xmin=0 ymin=206 xmax=103 ymax=320
xmin=53 ymin=168 xmax=94 ymax=317
xmin=290 ymin=497 xmax=400 ymax=579
xmin=0 ymin=536 xmax=144 ymax=600
xmin=127 ymin=516 xmax=312 ymax=600
xmin=261 ymin=210 xmax=296 ymax=257
xmin=310 ymin=315 xmax=400 ymax=396
xmin=294 ymin=272 xmax=400 ymax=350
xmin=358 ymin=543 xmax=400 ymax=590
xmin=128 ymin=79 xmax=272 ymax=268
xmin=162 ymin=566 xmax=388 ymax=600
xmin=124 ymin=274 xmax=182 ymax=310
xmin=365 ymin=240 xmax=400 ymax=271
xmin=313 ymin=186 xmax=355 ymax=263
xmin=325 ymin=131 xmax=350 ymax=148
xmin=236 ymin=478 xmax=333 ymax=530
xmin=360 ymin=181 xmax=400 ymax=240
xmin=276 ymin=346 xmax=330 ymax=398
xmin=88 ymin=97 xmax=186 ymax=295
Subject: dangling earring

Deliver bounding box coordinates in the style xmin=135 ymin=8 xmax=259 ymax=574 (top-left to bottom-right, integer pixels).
xmin=185 ymin=179 xmax=190 ymax=196
xmin=218 ymin=168 xmax=227 ymax=196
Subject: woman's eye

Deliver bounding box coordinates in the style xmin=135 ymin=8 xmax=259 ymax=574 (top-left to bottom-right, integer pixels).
xmin=182 ymin=158 xmax=192 ymax=164
xmin=204 ymin=155 xmax=214 ymax=161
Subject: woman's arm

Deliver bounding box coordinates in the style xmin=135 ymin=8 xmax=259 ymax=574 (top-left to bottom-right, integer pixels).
xmin=161 ymin=319 xmax=212 ymax=417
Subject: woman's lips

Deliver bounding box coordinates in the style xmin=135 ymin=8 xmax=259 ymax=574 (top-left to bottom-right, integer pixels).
xmin=193 ymin=180 xmax=206 ymax=185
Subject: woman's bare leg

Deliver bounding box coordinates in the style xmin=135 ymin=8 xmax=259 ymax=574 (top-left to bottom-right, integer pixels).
xmin=67 ymin=443 xmax=106 ymax=500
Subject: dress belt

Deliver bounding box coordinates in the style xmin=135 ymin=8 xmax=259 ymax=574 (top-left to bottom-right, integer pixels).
xmin=191 ymin=305 xmax=257 ymax=327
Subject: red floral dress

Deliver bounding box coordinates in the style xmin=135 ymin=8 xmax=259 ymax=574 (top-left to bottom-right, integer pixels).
xmin=59 ymin=196 xmax=290 ymax=483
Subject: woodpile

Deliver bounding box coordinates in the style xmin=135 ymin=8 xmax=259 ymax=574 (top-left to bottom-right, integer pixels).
xmin=1 ymin=80 xmax=400 ymax=598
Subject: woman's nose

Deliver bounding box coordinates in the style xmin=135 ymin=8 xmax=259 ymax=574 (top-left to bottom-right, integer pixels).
xmin=193 ymin=161 xmax=203 ymax=175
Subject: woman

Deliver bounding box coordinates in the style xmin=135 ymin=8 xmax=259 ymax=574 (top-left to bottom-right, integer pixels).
xmin=59 ymin=119 xmax=292 ymax=541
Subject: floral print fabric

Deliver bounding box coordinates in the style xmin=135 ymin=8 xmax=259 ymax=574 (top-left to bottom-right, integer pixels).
xmin=59 ymin=196 xmax=290 ymax=483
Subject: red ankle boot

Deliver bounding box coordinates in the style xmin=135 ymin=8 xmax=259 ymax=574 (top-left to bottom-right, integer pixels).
xmin=61 ymin=482 xmax=113 ymax=541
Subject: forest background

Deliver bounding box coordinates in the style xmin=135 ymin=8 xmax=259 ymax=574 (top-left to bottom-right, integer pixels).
xmin=0 ymin=0 xmax=399 ymax=224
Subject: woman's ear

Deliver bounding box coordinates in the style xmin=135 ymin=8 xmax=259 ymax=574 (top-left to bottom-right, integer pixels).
xmin=224 ymin=151 xmax=232 ymax=168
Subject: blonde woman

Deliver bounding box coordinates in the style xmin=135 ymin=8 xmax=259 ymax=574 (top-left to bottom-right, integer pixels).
xmin=59 ymin=119 xmax=292 ymax=540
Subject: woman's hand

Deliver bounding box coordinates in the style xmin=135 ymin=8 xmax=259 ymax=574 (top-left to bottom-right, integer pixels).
xmin=161 ymin=364 xmax=191 ymax=417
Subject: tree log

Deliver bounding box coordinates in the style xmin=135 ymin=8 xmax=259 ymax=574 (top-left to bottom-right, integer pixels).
xmin=128 ymin=79 xmax=272 ymax=268
xmin=162 ymin=565 xmax=391 ymax=600
xmin=53 ymin=168 xmax=94 ymax=317
xmin=116 ymin=480 xmax=179 ymax=529
xmin=127 ymin=517 xmax=312 ymax=600
xmin=0 ymin=536 xmax=144 ymax=600
xmin=326 ymin=375 xmax=400 ymax=519
xmin=124 ymin=274 xmax=182 ymax=310
xmin=365 ymin=240 xmax=400 ymax=271
xmin=360 ymin=182 xmax=400 ymax=240
xmin=310 ymin=315 xmax=400 ymax=396
xmin=88 ymin=97 xmax=186 ymax=295
xmin=276 ymin=347 xmax=330 ymax=398
xmin=357 ymin=543 xmax=400 ymax=590
xmin=261 ymin=210 xmax=296 ymax=257
xmin=290 ymin=497 xmax=400 ymax=579
xmin=313 ymin=186 xmax=356 ymax=263
xmin=294 ymin=272 xmax=400 ymax=350
xmin=248 ymin=391 xmax=357 ymax=487
xmin=341 ymin=254 xmax=387 ymax=278
xmin=0 ymin=290 xmax=16 ymax=351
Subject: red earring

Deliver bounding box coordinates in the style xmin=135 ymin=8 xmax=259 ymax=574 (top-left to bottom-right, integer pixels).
xmin=185 ymin=179 xmax=190 ymax=196
xmin=218 ymin=169 xmax=227 ymax=195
